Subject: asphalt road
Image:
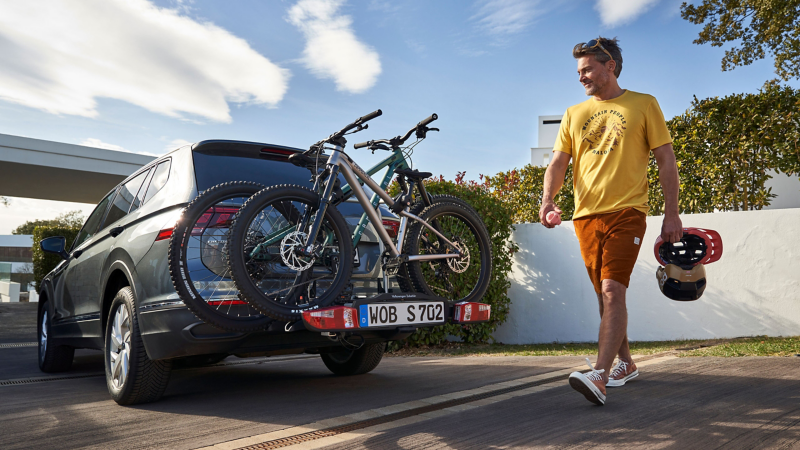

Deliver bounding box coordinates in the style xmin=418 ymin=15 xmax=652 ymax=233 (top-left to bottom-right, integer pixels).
xmin=1 ymin=303 xmax=798 ymax=449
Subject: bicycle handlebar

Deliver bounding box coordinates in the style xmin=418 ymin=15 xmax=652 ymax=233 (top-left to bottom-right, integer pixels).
xmin=310 ymin=109 xmax=383 ymax=151
xmin=354 ymin=113 xmax=438 ymax=150
xmin=333 ymin=109 xmax=382 ymax=139
xmin=418 ymin=113 xmax=437 ymax=128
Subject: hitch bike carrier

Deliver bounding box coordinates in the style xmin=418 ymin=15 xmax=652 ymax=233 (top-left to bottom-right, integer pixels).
xmin=301 ymin=292 xmax=491 ymax=333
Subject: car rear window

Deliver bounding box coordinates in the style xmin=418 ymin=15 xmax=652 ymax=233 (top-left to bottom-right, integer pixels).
xmin=193 ymin=151 xmax=310 ymax=192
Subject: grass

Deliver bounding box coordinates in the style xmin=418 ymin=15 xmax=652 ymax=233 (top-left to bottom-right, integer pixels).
xmin=386 ymin=336 xmax=800 ymax=358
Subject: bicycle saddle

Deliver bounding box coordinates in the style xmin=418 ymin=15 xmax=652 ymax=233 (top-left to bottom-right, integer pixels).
xmin=394 ymin=168 xmax=432 ymax=179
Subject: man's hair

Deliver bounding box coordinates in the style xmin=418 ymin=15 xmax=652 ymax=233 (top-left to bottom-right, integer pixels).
xmin=573 ymin=37 xmax=623 ymax=78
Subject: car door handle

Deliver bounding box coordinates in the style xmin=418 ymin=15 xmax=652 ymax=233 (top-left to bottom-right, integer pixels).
xmin=109 ymin=226 xmax=125 ymax=238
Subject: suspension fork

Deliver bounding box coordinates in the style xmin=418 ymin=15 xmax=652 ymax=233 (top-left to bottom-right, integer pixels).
xmin=299 ymin=164 xmax=340 ymax=256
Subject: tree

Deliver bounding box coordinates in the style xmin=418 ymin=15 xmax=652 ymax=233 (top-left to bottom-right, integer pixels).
xmin=12 ymin=210 xmax=85 ymax=235
xmin=681 ymin=0 xmax=800 ymax=81
xmin=650 ymin=80 xmax=800 ymax=213
xmin=1 ymin=196 xmax=8 ymax=207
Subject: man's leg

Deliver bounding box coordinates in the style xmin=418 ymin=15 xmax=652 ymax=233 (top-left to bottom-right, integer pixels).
xmin=595 ymin=292 xmax=633 ymax=364
xmin=595 ymin=279 xmax=628 ymax=382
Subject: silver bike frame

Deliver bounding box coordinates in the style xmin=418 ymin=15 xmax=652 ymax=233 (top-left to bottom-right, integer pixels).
xmin=325 ymin=146 xmax=461 ymax=261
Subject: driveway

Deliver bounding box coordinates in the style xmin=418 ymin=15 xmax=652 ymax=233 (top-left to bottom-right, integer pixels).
xmin=1 ymin=303 xmax=798 ymax=449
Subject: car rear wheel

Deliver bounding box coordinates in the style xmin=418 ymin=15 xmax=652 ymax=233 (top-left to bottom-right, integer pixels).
xmin=320 ymin=342 xmax=386 ymax=376
xmin=38 ymin=300 xmax=74 ymax=373
xmin=105 ymin=286 xmax=172 ymax=405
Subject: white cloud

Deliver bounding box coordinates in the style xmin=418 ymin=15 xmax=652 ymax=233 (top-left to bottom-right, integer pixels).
xmin=0 ymin=0 xmax=290 ymax=123
xmin=288 ymin=0 xmax=381 ymax=94
xmin=595 ymin=0 xmax=661 ymax=27
xmin=80 ymin=138 xmax=160 ymax=156
xmin=164 ymin=138 xmax=194 ymax=152
xmin=472 ymin=0 xmax=542 ymax=36
xmin=80 ymin=138 xmax=127 ymax=152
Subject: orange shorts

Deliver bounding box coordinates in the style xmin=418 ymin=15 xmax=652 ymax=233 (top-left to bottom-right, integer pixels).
xmin=573 ymin=208 xmax=647 ymax=294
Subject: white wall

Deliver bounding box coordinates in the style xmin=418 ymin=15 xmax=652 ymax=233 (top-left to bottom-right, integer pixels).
xmin=493 ymin=209 xmax=800 ymax=343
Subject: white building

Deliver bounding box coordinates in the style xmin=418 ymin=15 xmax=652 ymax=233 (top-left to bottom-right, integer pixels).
xmin=0 ymin=235 xmax=33 ymax=292
xmin=530 ymin=115 xmax=800 ymax=210
xmin=530 ymin=115 xmax=562 ymax=168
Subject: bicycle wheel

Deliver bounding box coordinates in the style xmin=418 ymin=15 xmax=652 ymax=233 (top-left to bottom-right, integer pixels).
xmin=396 ymin=194 xmax=477 ymax=294
xmin=168 ymin=181 xmax=274 ymax=332
xmin=403 ymin=200 xmax=492 ymax=303
xmin=227 ymin=184 xmax=353 ymax=322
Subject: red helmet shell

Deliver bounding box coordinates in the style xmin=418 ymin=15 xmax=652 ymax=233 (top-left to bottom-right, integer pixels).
xmin=654 ymin=227 xmax=723 ymax=267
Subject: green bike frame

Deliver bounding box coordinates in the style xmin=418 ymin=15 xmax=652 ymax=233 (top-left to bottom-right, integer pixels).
xmin=248 ymin=148 xmax=409 ymax=259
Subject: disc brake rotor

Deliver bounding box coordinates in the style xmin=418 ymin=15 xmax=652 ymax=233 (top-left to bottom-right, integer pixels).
xmin=447 ymin=240 xmax=470 ymax=273
xmin=280 ymin=231 xmax=315 ymax=271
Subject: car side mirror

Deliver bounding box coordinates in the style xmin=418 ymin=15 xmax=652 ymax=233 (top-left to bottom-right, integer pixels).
xmin=40 ymin=236 xmax=70 ymax=260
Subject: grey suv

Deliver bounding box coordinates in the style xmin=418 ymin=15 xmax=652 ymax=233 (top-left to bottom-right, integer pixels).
xmin=37 ymin=140 xmax=403 ymax=405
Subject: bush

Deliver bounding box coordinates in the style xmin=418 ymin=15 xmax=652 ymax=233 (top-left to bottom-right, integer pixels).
xmin=484 ymin=165 xmax=575 ymax=224
xmin=32 ymin=226 xmax=80 ymax=291
xmin=392 ymin=172 xmax=517 ymax=346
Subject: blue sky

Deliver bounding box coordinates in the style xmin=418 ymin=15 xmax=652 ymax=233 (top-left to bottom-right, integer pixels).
xmin=1 ymin=0 xmax=798 ymax=233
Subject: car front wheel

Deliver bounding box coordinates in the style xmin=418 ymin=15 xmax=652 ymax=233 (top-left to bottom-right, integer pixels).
xmin=105 ymin=286 xmax=172 ymax=405
xmin=38 ymin=300 xmax=74 ymax=373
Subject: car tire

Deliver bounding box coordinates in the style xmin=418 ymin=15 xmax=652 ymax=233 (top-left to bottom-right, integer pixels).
xmin=320 ymin=342 xmax=385 ymax=376
xmin=38 ymin=300 xmax=74 ymax=373
xmin=104 ymin=286 xmax=172 ymax=405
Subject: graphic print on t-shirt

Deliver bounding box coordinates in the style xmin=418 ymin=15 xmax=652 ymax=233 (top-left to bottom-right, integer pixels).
xmin=580 ymin=110 xmax=627 ymax=155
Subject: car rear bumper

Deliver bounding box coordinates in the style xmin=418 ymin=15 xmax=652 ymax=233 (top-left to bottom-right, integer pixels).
xmin=137 ymin=303 xmax=411 ymax=361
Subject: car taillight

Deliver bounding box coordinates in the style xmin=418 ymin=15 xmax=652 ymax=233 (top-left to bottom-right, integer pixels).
xmin=191 ymin=206 xmax=239 ymax=235
xmin=453 ymin=302 xmax=491 ymax=323
xmin=302 ymin=306 xmax=358 ymax=331
xmin=382 ymin=219 xmax=399 ymax=239
xmin=155 ymin=228 xmax=174 ymax=241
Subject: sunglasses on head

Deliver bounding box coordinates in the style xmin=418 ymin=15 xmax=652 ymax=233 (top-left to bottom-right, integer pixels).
xmin=586 ymin=38 xmax=614 ymax=63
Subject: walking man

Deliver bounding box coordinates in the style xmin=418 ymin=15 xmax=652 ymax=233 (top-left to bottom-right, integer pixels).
xmin=539 ymin=37 xmax=683 ymax=405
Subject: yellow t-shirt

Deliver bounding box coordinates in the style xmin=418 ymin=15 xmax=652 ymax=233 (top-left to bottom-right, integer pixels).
xmin=553 ymin=90 xmax=672 ymax=220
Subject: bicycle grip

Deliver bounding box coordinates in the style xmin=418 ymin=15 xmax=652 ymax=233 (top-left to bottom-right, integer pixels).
xmin=359 ymin=109 xmax=383 ymax=124
xmin=418 ymin=113 xmax=438 ymax=127
xmin=354 ymin=140 xmax=371 ymax=149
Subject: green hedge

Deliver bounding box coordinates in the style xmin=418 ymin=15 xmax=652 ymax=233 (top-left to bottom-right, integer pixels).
xmin=32 ymin=226 xmax=80 ymax=291
xmin=392 ymin=175 xmax=516 ymax=346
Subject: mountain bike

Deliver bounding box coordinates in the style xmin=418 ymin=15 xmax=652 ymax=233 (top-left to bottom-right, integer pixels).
xmin=226 ymin=110 xmax=492 ymax=321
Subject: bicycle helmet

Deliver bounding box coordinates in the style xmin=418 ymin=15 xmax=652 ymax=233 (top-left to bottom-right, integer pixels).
xmin=656 ymin=264 xmax=706 ymax=301
xmin=654 ymin=227 xmax=722 ymax=269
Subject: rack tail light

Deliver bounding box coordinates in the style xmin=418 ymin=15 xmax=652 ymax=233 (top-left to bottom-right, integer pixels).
xmin=302 ymin=306 xmax=359 ymax=331
xmin=453 ymin=302 xmax=491 ymax=323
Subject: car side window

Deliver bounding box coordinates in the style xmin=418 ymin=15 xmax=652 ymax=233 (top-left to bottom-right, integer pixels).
xmin=142 ymin=160 xmax=171 ymax=205
xmin=72 ymin=190 xmax=115 ymax=250
xmin=100 ymin=169 xmax=151 ymax=229
xmin=128 ymin=167 xmax=154 ymax=214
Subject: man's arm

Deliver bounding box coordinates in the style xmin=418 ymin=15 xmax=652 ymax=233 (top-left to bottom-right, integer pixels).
xmin=539 ymin=151 xmax=571 ymax=228
xmin=653 ymin=143 xmax=683 ymax=243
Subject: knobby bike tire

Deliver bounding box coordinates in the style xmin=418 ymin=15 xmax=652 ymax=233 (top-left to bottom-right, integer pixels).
xmin=396 ymin=194 xmax=478 ymax=294
xmin=168 ymin=181 xmax=274 ymax=332
xmin=226 ymin=184 xmax=354 ymax=322
xmin=403 ymin=200 xmax=492 ymax=303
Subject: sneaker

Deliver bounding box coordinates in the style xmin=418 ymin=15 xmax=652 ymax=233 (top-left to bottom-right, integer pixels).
xmin=606 ymin=359 xmax=639 ymax=388
xmin=568 ymin=358 xmax=607 ymax=405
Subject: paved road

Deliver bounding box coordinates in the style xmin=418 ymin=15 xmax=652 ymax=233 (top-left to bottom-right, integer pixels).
xmin=1 ymin=303 xmax=798 ymax=449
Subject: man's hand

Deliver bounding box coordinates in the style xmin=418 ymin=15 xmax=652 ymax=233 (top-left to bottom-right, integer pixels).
xmin=661 ymin=214 xmax=683 ymax=243
xmin=539 ymin=201 xmax=562 ymax=228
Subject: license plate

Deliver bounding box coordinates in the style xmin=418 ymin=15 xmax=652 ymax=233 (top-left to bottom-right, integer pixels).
xmin=358 ymin=302 xmax=445 ymax=328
